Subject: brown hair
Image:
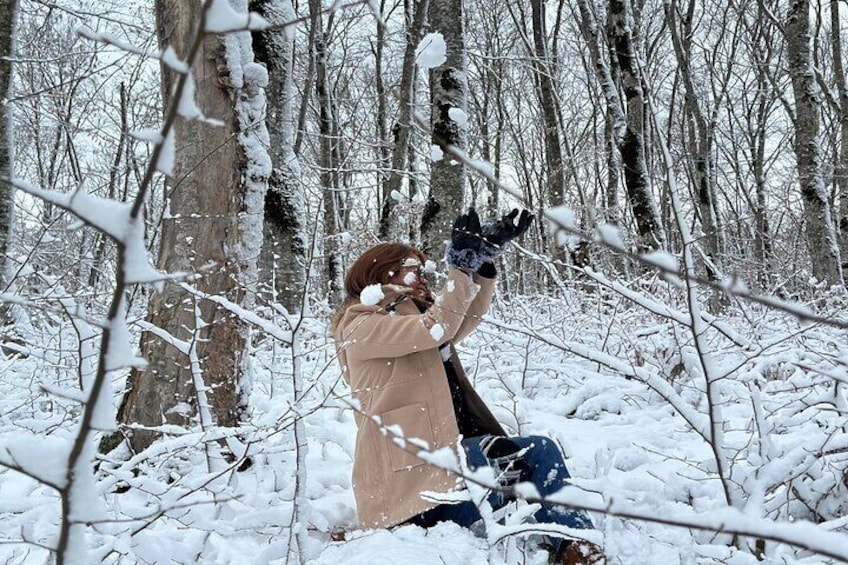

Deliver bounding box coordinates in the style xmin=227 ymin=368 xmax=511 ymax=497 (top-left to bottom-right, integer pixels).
xmin=331 ymin=243 xmax=427 ymax=332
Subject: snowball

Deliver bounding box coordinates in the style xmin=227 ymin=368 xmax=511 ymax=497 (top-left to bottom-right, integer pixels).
xmin=448 ymin=107 xmax=468 ymax=128
xmin=430 ymin=145 xmax=444 ymax=162
xmin=415 ymin=33 xmax=447 ymax=68
xmin=403 ymin=272 xmax=417 ymax=285
xmin=430 ymin=324 xmax=445 ymax=341
xmin=360 ymin=284 xmax=385 ymax=306
xmin=423 ymin=260 xmax=437 ymax=274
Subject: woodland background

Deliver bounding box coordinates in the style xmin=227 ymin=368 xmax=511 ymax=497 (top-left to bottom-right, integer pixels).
xmin=3 ymin=0 xmax=848 ymax=563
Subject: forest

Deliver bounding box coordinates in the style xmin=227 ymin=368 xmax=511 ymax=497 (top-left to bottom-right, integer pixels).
xmin=2 ymin=0 xmax=848 ymax=563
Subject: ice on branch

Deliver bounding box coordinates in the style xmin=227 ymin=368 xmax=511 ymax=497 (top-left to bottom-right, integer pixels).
xmin=641 ymin=250 xmax=679 ymax=275
xmin=548 ymin=206 xmax=581 ymax=248
xmin=415 ymin=33 xmax=447 ymax=68
xmin=594 ymin=223 xmax=625 ymax=251
xmin=12 ymin=181 xmax=163 ymax=286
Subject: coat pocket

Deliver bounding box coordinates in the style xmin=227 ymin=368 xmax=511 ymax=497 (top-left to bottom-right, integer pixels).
xmin=381 ymin=402 xmax=436 ymax=471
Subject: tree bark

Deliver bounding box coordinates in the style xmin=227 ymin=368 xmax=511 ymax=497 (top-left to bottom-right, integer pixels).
xmin=786 ymin=0 xmax=843 ymax=286
xmin=118 ymin=0 xmax=270 ymax=452
xmin=576 ymin=0 xmax=625 ymax=227
xmin=665 ymin=0 xmax=726 ymax=295
xmin=422 ymin=0 xmax=467 ymax=256
xmin=531 ymin=0 xmax=565 ymax=210
xmin=0 ymin=0 xmax=18 ymax=301
xmin=609 ymin=0 xmax=665 ymax=253
xmin=251 ymin=0 xmax=307 ymax=313
xmin=379 ymin=0 xmax=429 ymax=239
xmin=830 ymin=0 xmax=848 ymax=269
xmin=310 ymin=0 xmax=343 ymax=305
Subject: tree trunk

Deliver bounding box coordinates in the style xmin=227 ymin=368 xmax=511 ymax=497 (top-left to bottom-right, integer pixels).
xmin=830 ymin=0 xmax=848 ymax=270
xmin=530 ymin=0 xmax=570 ymax=269
xmin=310 ymin=0 xmax=342 ymax=305
xmin=379 ymin=0 xmax=429 ymax=239
xmin=608 ymin=0 xmax=665 ymax=253
xmin=118 ymin=0 xmax=270 ymax=452
xmin=666 ymin=0 xmax=726 ymax=306
xmin=576 ymin=0 xmax=625 ymax=227
xmin=251 ymin=0 xmax=307 ymax=314
xmin=421 ymin=0 xmax=467 ymax=256
xmin=530 ymin=0 xmax=565 ymax=210
xmin=0 ymin=0 xmax=18 ymax=304
xmin=786 ymin=0 xmax=843 ymax=286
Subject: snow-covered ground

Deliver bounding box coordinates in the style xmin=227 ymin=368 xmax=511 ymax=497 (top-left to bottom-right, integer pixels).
xmin=2 ymin=284 xmax=848 ymax=564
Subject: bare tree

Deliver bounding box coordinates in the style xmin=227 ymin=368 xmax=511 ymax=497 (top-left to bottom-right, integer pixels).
xmin=251 ymin=0 xmax=307 ymax=313
xmin=379 ymin=0 xmax=429 ymax=238
xmin=308 ymin=0 xmax=344 ymax=306
xmin=786 ymin=0 xmax=843 ymax=287
xmin=829 ymin=0 xmax=848 ymax=267
xmin=576 ymin=0 xmax=625 ymax=229
xmin=421 ymin=0 xmax=467 ymax=255
xmin=608 ymin=0 xmax=666 ymax=253
xmin=117 ymin=0 xmax=271 ymax=452
xmin=0 ymin=0 xmax=18 ymax=308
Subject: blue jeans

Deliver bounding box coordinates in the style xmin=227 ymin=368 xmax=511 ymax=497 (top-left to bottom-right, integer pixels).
xmin=406 ymin=435 xmax=594 ymax=546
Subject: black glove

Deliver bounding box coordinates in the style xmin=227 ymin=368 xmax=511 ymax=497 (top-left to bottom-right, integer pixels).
xmin=481 ymin=209 xmax=534 ymax=258
xmin=483 ymin=208 xmax=534 ymax=246
xmin=445 ymin=208 xmax=488 ymax=270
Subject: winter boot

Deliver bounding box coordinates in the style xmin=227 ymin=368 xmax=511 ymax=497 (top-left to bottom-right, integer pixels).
xmin=548 ymin=540 xmax=605 ymax=565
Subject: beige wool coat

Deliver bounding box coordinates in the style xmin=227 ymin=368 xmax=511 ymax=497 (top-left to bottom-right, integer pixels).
xmin=334 ymin=268 xmax=500 ymax=528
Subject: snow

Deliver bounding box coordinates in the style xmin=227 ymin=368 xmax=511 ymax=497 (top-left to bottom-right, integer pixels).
xmin=547 ymin=206 xmax=582 ymax=248
xmin=415 ymin=33 xmax=447 ymax=68
xmin=429 ymin=323 xmax=445 ymax=341
xmin=448 ymin=107 xmax=469 ymax=128
xmin=177 ymin=71 xmax=203 ymax=120
xmin=205 ymin=0 xmax=269 ymax=33
xmin=5 ymin=283 xmax=848 ymax=563
xmin=360 ymin=284 xmax=385 ymax=305
xmin=430 ymin=144 xmax=444 ymax=162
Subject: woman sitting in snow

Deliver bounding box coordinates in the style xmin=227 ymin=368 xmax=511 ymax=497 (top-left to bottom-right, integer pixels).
xmin=331 ymin=208 xmax=603 ymax=564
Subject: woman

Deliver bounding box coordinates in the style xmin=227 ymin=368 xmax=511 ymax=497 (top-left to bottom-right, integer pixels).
xmin=332 ymin=209 xmax=602 ymax=564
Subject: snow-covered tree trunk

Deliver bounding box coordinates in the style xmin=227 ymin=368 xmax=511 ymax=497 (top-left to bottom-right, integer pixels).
xmin=308 ymin=0 xmax=342 ymax=306
xmin=609 ymin=0 xmax=665 ymax=253
xmin=421 ymin=0 xmax=467 ymax=256
xmin=576 ymin=0 xmax=625 ymax=228
xmin=379 ymin=0 xmax=429 ymax=239
xmin=830 ymin=0 xmax=848 ymax=269
xmin=666 ymin=0 xmax=726 ymax=307
xmin=0 ymin=0 xmax=17 ymax=305
xmin=251 ymin=0 xmax=306 ymax=314
xmin=118 ymin=0 xmax=271 ymax=453
xmin=786 ymin=0 xmax=843 ymax=287
xmin=530 ymin=0 xmax=569 ymax=270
